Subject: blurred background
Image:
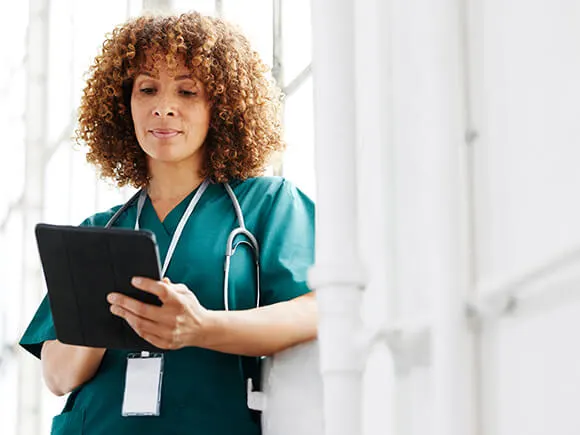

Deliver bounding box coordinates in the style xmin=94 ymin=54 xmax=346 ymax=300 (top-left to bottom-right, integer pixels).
xmin=4 ymin=0 xmax=580 ymax=434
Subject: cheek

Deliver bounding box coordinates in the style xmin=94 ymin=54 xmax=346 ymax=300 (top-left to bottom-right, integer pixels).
xmin=130 ymin=98 xmax=138 ymax=124
xmin=131 ymin=102 xmax=146 ymax=132
xmin=199 ymin=103 xmax=211 ymax=128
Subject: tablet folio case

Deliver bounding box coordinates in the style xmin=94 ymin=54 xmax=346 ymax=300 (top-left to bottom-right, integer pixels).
xmin=35 ymin=223 xmax=163 ymax=351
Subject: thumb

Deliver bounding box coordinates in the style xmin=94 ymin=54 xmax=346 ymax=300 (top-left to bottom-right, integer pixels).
xmin=163 ymin=277 xmax=172 ymax=284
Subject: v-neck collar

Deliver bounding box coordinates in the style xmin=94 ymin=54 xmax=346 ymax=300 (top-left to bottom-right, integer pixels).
xmin=137 ymin=183 xmax=210 ymax=268
xmin=146 ymin=185 xmax=204 ymax=237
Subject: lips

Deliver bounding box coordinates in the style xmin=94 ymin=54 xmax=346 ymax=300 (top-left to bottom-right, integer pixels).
xmin=150 ymin=129 xmax=181 ymax=139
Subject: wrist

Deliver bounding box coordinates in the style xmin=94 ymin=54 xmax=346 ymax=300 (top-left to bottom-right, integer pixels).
xmin=195 ymin=308 xmax=225 ymax=349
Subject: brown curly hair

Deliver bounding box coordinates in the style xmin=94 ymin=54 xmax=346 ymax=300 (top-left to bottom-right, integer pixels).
xmin=76 ymin=12 xmax=284 ymax=187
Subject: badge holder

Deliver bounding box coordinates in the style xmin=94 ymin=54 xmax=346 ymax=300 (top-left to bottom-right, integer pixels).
xmin=122 ymin=351 xmax=164 ymax=417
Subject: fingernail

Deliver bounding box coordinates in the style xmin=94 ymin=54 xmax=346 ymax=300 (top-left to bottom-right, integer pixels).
xmin=107 ymin=294 xmax=116 ymax=303
xmin=132 ymin=277 xmax=142 ymax=286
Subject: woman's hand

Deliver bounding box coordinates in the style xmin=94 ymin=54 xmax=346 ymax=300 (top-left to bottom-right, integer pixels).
xmin=107 ymin=277 xmax=210 ymax=350
xmin=109 ymin=277 xmax=317 ymax=357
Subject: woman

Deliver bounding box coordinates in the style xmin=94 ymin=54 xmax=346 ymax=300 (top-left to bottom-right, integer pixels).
xmin=20 ymin=11 xmax=317 ymax=435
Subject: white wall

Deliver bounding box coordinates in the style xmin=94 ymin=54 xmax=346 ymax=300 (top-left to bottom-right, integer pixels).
xmin=472 ymin=1 xmax=580 ymax=434
xmin=352 ymin=0 xmax=580 ymax=434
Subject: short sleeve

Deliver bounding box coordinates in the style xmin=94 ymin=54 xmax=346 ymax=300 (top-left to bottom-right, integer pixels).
xmin=18 ymin=215 xmax=107 ymax=359
xmin=19 ymin=295 xmax=56 ymax=359
xmin=259 ymin=180 xmax=315 ymax=306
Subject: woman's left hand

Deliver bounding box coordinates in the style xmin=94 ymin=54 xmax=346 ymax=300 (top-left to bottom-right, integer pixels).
xmin=107 ymin=277 xmax=209 ymax=350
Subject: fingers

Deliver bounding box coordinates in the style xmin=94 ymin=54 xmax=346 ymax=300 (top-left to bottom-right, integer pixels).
xmin=110 ymin=304 xmax=175 ymax=349
xmin=107 ymin=292 xmax=163 ymax=320
xmin=132 ymin=276 xmax=192 ymax=298
xmin=108 ymin=277 xmax=197 ymax=350
xmin=131 ymin=277 xmax=171 ymax=302
xmin=108 ymin=278 xmax=194 ymax=322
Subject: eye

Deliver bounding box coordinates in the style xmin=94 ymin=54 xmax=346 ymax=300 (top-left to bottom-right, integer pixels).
xmin=139 ymin=87 xmax=156 ymax=95
xmin=180 ymin=90 xmax=198 ymax=97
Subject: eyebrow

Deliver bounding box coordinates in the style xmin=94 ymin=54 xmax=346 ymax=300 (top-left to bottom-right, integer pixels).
xmin=137 ymin=71 xmax=196 ymax=82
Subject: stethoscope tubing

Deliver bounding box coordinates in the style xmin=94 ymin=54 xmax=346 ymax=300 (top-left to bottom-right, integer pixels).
xmin=105 ymin=182 xmax=261 ymax=311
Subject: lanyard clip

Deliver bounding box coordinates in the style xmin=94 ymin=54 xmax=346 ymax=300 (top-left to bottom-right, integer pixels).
xmin=246 ymin=378 xmax=266 ymax=411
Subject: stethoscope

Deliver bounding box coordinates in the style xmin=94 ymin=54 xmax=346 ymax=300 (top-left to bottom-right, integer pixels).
xmin=104 ymin=179 xmax=265 ymax=412
xmin=104 ymin=179 xmax=261 ymax=311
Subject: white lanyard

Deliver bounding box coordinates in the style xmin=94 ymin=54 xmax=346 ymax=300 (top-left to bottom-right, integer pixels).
xmin=135 ymin=179 xmax=210 ymax=277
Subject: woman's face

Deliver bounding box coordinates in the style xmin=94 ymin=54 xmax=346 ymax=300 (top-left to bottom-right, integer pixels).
xmin=131 ymin=58 xmax=211 ymax=169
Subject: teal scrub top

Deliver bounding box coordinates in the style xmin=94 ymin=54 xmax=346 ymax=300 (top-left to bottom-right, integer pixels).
xmin=19 ymin=177 xmax=315 ymax=435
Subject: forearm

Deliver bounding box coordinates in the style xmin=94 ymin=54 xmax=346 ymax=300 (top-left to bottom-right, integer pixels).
xmin=200 ymin=292 xmax=318 ymax=357
xmin=41 ymin=340 xmax=106 ymax=396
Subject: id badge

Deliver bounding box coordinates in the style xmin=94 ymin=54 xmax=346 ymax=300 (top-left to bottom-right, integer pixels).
xmin=122 ymin=351 xmax=164 ymax=417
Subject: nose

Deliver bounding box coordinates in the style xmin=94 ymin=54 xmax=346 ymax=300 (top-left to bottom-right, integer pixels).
xmin=153 ymin=109 xmax=174 ymax=117
xmin=152 ymin=96 xmax=176 ymax=118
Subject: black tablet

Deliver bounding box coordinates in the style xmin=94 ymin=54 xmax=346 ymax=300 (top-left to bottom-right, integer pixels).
xmin=35 ymin=223 xmax=163 ymax=351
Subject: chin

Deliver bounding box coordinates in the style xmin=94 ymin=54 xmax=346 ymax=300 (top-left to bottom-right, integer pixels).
xmin=153 ymin=154 xmax=189 ymax=164
xmin=147 ymin=150 xmax=202 ymax=166
xmin=141 ymin=140 xmax=203 ymax=165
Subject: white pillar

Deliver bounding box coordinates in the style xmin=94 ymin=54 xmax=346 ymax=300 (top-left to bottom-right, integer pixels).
xmin=17 ymin=0 xmax=50 ymax=434
xmin=424 ymin=1 xmax=478 ymax=435
xmin=353 ymin=0 xmax=397 ymax=433
xmin=309 ymin=0 xmax=367 ymax=434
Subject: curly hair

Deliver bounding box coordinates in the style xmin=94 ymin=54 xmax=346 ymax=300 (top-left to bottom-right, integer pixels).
xmin=76 ymin=12 xmax=284 ymax=187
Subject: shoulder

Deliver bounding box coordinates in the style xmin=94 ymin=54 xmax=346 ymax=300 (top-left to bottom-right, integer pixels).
xmin=79 ymin=204 xmax=124 ymax=227
xmin=231 ymin=176 xmax=285 ymax=196
xmin=231 ymin=176 xmax=314 ymax=210
xmin=229 ymin=177 xmax=314 ymax=237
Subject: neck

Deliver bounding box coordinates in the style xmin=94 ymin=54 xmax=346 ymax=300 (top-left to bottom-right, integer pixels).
xmin=146 ymin=159 xmax=204 ymax=202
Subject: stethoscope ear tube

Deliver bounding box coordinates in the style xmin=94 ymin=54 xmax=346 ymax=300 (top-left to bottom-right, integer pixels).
xmin=104 ymin=190 xmax=143 ymax=229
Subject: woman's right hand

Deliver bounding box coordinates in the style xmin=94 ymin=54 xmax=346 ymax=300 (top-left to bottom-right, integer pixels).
xmin=41 ymin=340 xmax=106 ymax=396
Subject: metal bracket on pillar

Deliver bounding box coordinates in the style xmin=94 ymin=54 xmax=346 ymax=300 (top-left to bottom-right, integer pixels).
xmin=308 ymin=263 xmax=367 ymax=291
xmin=311 ymin=264 xmax=432 ymax=375
xmin=363 ymin=321 xmax=431 ymax=376
xmin=465 ymin=292 xmax=518 ymax=328
xmin=465 ymin=128 xmax=479 ymax=146
xmin=465 ymin=247 xmax=580 ymax=326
